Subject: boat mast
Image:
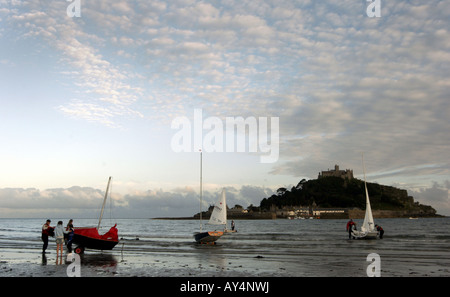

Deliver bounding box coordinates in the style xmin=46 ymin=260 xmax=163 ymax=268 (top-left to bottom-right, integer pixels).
xmin=98 ymin=176 xmax=112 ymax=230
xmin=362 ymin=153 xmax=369 ymax=203
xmin=361 ymin=153 xmax=374 ymax=231
xmin=362 ymin=153 xmax=367 ymax=188
xmin=199 ymin=150 xmax=203 ymax=232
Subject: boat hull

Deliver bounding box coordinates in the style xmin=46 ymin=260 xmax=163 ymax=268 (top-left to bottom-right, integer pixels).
xmin=194 ymin=231 xmax=223 ymax=244
xmin=352 ymin=230 xmax=378 ymax=239
xmin=72 ymin=225 xmax=119 ymax=252
xmin=73 ymin=233 xmax=119 ymax=250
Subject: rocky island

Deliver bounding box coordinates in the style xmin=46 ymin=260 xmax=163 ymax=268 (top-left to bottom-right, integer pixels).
xmin=192 ymin=164 xmax=441 ymax=220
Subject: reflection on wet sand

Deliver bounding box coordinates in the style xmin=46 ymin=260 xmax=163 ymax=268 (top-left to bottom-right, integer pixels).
xmin=79 ymin=253 xmax=118 ymax=267
xmin=41 ymin=251 xmax=118 ymax=276
xmin=2 ymin=218 xmax=450 ymax=277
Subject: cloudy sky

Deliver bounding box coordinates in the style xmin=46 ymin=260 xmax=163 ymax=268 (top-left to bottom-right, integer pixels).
xmin=0 ymin=0 xmax=449 ymax=218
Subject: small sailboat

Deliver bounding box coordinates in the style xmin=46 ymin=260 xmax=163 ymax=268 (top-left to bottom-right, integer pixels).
xmin=72 ymin=176 xmax=119 ymax=253
xmin=351 ymin=154 xmax=379 ymax=239
xmin=211 ymin=189 xmax=236 ymax=233
xmin=194 ymin=151 xmax=224 ymax=244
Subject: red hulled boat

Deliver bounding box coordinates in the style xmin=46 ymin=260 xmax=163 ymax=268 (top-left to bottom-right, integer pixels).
xmin=72 ymin=177 xmax=119 ymax=253
xmin=73 ymin=224 xmax=118 ymax=254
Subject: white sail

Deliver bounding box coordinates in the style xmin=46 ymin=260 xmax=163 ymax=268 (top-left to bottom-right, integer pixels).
xmin=361 ymin=182 xmax=375 ymax=232
xmin=361 ymin=154 xmax=375 ymax=233
xmin=208 ymin=189 xmax=227 ymax=225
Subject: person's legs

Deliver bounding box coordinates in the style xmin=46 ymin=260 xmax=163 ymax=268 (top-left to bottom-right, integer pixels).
xmin=56 ymin=238 xmax=64 ymax=264
xmin=56 ymin=243 xmax=59 ymax=264
xmin=56 ymin=243 xmax=63 ymax=264
xmin=42 ymin=235 xmax=48 ymax=252
xmin=67 ymin=239 xmax=73 ymax=253
xmin=59 ymin=244 xmax=63 ymax=264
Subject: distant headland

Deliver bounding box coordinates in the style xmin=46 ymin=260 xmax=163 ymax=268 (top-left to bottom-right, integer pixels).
xmin=155 ymin=164 xmax=443 ymax=220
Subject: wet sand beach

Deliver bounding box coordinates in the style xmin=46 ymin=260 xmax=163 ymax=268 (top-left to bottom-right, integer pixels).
xmin=0 ymin=244 xmax=304 ymax=277
xmin=1 ymin=218 xmax=449 ymax=278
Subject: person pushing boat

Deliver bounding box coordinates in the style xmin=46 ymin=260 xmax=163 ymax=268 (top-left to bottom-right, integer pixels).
xmin=346 ymin=219 xmax=356 ymax=239
xmin=375 ymin=224 xmax=384 ymax=239
xmin=41 ymin=219 xmax=54 ymax=253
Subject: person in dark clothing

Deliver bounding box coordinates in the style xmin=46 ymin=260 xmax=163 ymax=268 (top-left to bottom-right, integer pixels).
xmin=65 ymin=219 xmax=74 ymax=252
xmin=41 ymin=219 xmax=53 ymax=253
xmin=346 ymin=219 xmax=356 ymax=239
xmin=375 ymin=224 xmax=384 ymax=239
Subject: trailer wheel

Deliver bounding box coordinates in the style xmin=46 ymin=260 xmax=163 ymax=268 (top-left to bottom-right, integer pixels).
xmin=74 ymin=246 xmax=84 ymax=254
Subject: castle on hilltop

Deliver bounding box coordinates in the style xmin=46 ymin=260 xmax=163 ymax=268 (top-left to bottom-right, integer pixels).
xmin=318 ymin=165 xmax=353 ymax=180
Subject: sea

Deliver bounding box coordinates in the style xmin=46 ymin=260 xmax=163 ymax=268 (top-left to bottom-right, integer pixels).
xmin=0 ymin=217 xmax=449 ymax=278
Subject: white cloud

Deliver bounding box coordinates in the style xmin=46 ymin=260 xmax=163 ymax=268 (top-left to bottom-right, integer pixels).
xmin=409 ymin=181 xmax=450 ymax=216
xmin=3 ymin=1 xmax=145 ymax=128
xmin=0 ymin=184 xmax=275 ymax=218
xmin=1 ymin=0 xmax=449 ymax=216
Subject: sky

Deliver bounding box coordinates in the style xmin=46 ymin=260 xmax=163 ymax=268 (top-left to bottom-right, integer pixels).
xmin=0 ymin=0 xmax=449 ymax=219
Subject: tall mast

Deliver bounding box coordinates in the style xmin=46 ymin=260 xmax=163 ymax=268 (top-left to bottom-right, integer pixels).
xmin=98 ymin=176 xmax=112 ymax=230
xmin=199 ymin=150 xmax=203 ymax=232
xmin=361 ymin=153 xmax=374 ymax=231
xmin=362 ymin=153 xmax=369 ymax=201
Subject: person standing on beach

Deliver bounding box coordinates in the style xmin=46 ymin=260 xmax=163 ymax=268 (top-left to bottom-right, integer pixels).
xmin=54 ymin=221 xmax=69 ymax=264
xmin=375 ymin=224 xmax=384 ymax=239
xmin=231 ymin=220 xmax=235 ymax=231
xmin=65 ymin=219 xmax=74 ymax=252
xmin=346 ymin=219 xmax=356 ymax=239
xmin=41 ymin=219 xmax=53 ymax=253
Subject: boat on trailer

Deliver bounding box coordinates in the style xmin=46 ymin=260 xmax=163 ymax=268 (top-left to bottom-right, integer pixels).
xmin=72 ymin=176 xmax=119 ymax=253
xmin=193 ymin=151 xmax=224 ymax=244
xmin=73 ymin=225 xmax=118 ymax=254
xmin=194 ymin=230 xmax=223 ymax=243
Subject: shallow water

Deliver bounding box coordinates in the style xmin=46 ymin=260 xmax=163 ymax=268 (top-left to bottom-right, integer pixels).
xmin=0 ymin=217 xmax=449 ymax=277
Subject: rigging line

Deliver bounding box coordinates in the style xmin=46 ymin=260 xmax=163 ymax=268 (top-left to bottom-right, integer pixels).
xmin=109 ymin=177 xmax=113 ymax=224
xmin=110 ymin=177 xmax=116 ymax=224
xmin=98 ymin=176 xmax=112 ymax=230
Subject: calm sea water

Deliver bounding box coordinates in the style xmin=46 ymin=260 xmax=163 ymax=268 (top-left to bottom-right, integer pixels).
xmin=0 ymin=217 xmax=449 ymax=276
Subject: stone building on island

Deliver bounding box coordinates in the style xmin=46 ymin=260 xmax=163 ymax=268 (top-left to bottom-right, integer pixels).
xmin=318 ymin=164 xmax=353 ymax=180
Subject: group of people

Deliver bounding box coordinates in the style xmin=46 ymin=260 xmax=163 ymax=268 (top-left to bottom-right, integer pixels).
xmin=346 ymin=219 xmax=384 ymax=239
xmin=41 ymin=219 xmax=75 ymax=263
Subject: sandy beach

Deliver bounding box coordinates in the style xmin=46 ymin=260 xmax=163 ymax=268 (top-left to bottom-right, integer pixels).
xmin=1 ymin=241 xmax=448 ymax=297
xmin=1 ymin=240 xmax=449 ymax=278
xmin=0 ymin=244 xmax=300 ymax=277
xmin=1 ymin=218 xmax=450 ymax=279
